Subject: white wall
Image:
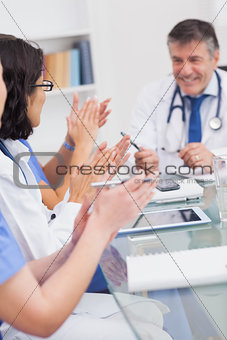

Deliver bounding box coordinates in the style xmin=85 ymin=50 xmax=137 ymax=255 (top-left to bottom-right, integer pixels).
xmin=87 ymin=0 xmax=201 ymax=145
xmin=1 ymin=0 xmax=226 ymax=149
xmin=87 ymin=0 xmax=227 ymax=146
xmin=0 ymin=0 xmax=89 ymax=38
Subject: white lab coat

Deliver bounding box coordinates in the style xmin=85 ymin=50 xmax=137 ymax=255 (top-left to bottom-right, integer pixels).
xmin=2 ymin=293 xmax=171 ymax=340
xmin=128 ymin=69 xmax=227 ymax=174
xmin=0 ymin=139 xmax=81 ymax=260
xmin=0 ymin=140 xmax=172 ymax=340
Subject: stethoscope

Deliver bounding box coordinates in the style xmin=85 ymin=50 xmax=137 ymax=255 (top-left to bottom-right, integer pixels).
xmin=0 ymin=141 xmax=56 ymax=222
xmin=0 ymin=140 xmax=28 ymax=185
xmin=167 ymin=70 xmax=222 ymax=131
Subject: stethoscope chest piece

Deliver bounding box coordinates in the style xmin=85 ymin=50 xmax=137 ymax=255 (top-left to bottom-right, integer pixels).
xmin=209 ymin=117 xmax=222 ymax=130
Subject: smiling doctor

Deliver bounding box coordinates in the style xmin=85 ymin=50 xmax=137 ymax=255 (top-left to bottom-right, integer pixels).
xmin=129 ymin=19 xmax=227 ymax=175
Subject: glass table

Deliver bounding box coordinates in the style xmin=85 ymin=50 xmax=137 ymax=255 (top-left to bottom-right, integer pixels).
xmin=100 ymin=181 xmax=227 ymax=340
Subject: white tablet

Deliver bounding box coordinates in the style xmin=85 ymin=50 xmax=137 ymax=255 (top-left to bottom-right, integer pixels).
xmin=118 ymin=207 xmax=211 ymax=235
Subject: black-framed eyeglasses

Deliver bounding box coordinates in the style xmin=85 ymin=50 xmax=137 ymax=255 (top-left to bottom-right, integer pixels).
xmin=30 ymin=80 xmax=54 ymax=92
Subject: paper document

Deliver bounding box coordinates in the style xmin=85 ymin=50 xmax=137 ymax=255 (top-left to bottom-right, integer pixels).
xmin=151 ymin=179 xmax=203 ymax=203
xmin=180 ymin=173 xmax=215 ymax=182
xmin=127 ymin=246 xmax=227 ymax=292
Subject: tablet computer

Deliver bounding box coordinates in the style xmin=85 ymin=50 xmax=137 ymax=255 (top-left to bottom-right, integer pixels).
xmin=118 ymin=207 xmax=211 ymax=235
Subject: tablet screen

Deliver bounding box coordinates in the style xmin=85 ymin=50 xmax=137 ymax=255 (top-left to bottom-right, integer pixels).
xmin=129 ymin=208 xmax=201 ymax=229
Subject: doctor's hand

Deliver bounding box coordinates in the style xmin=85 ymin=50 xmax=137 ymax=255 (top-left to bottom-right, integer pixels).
xmin=179 ymin=143 xmax=214 ymax=172
xmin=134 ymin=147 xmax=159 ymax=174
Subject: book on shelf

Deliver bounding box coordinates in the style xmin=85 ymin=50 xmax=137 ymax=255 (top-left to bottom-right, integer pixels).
xmin=43 ymin=39 xmax=94 ymax=90
xmin=70 ymin=48 xmax=80 ymax=87
xmin=45 ymin=51 xmax=70 ymax=89
xmin=55 ymin=51 xmax=70 ymax=88
xmin=45 ymin=53 xmax=56 ymax=82
xmin=74 ymin=40 xmax=94 ymax=85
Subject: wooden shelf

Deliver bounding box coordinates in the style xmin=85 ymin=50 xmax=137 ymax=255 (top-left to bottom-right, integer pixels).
xmin=29 ymin=29 xmax=91 ymax=42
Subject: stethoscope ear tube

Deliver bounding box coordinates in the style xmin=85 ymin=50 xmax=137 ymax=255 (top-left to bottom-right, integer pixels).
xmin=209 ymin=70 xmax=222 ymax=131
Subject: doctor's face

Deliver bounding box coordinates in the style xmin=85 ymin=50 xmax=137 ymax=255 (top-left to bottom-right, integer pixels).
xmin=0 ymin=62 xmax=7 ymax=128
xmin=169 ymin=40 xmax=219 ymax=96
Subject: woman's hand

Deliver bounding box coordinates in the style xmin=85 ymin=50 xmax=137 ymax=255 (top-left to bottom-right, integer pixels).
xmin=112 ymin=134 xmax=131 ymax=167
xmin=100 ymin=245 xmax=127 ymax=286
xmin=68 ymin=142 xmax=117 ymax=203
xmin=66 ymin=94 xmax=112 ymax=147
xmin=92 ymin=134 xmax=131 ymax=180
xmin=66 ymin=93 xmax=99 ymax=148
xmin=87 ymin=172 xmax=156 ymax=246
xmin=98 ymin=98 xmax=111 ymax=127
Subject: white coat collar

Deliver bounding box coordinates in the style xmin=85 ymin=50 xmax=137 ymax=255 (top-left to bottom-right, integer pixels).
xmin=1 ymin=139 xmax=30 ymax=161
xmin=161 ymin=69 xmax=224 ymax=103
xmin=179 ymin=70 xmax=218 ymax=98
xmin=217 ymin=68 xmax=227 ymax=99
xmin=157 ymin=73 xmax=176 ymax=103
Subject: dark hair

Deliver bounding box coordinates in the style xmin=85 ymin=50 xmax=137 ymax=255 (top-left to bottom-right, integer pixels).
xmin=0 ymin=34 xmax=43 ymax=140
xmin=167 ymin=19 xmax=219 ymax=58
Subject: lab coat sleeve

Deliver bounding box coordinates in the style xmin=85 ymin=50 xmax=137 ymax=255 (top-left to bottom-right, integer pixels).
xmin=45 ymin=187 xmax=81 ymax=244
xmin=128 ymin=82 xmax=159 ymax=152
xmin=49 ymin=201 xmax=81 ymax=244
xmin=0 ymin=172 xmax=63 ymax=260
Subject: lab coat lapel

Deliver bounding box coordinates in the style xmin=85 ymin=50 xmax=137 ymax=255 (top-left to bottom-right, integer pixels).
xmin=202 ymin=71 xmax=227 ymax=145
xmin=161 ymin=83 xmax=185 ymax=151
xmin=201 ymin=99 xmax=216 ymax=145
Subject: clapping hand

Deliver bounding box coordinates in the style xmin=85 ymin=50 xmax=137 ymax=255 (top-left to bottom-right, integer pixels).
xmin=100 ymin=245 xmax=127 ymax=286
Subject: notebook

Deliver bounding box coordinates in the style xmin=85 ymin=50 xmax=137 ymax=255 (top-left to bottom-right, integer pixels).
xmin=150 ymin=178 xmax=203 ymax=203
xmin=127 ymin=246 xmax=227 ymax=292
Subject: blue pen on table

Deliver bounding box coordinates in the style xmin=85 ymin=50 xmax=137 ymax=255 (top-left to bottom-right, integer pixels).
xmin=120 ymin=131 xmax=142 ymax=152
xmin=91 ymin=178 xmax=155 ymax=188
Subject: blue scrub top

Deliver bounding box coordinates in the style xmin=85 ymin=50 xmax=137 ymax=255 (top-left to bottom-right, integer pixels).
xmin=19 ymin=139 xmax=50 ymax=185
xmin=0 ymin=211 xmax=26 ymax=339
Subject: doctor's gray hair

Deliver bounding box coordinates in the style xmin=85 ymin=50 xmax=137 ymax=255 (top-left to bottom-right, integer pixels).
xmin=167 ymin=19 xmax=219 ymax=58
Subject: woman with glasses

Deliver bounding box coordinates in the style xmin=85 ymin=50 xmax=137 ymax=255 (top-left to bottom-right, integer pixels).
xmin=0 ymin=43 xmax=167 ymax=340
xmin=20 ymin=92 xmax=129 ymax=211
xmin=21 ymin=86 xmax=113 ymax=211
xmin=0 ymin=34 xmax=132 ymax=296
xmin=0 ymin=59 xmax=158 ymax=340
xmin=0 ymin=34 xmax=95 ymax=258
xmin=21 ymin=69 xmax=112 ymax=210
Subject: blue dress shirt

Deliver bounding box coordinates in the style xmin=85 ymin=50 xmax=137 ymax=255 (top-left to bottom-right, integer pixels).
xmin=180 ymin=71 xmax=218 ymax=143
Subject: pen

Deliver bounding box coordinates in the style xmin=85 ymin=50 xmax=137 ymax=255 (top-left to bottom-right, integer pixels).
xmin=91 ymin=178 xmax=155 ymax=188
xmin=120 ymin=131 xmax=142 ymax=152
